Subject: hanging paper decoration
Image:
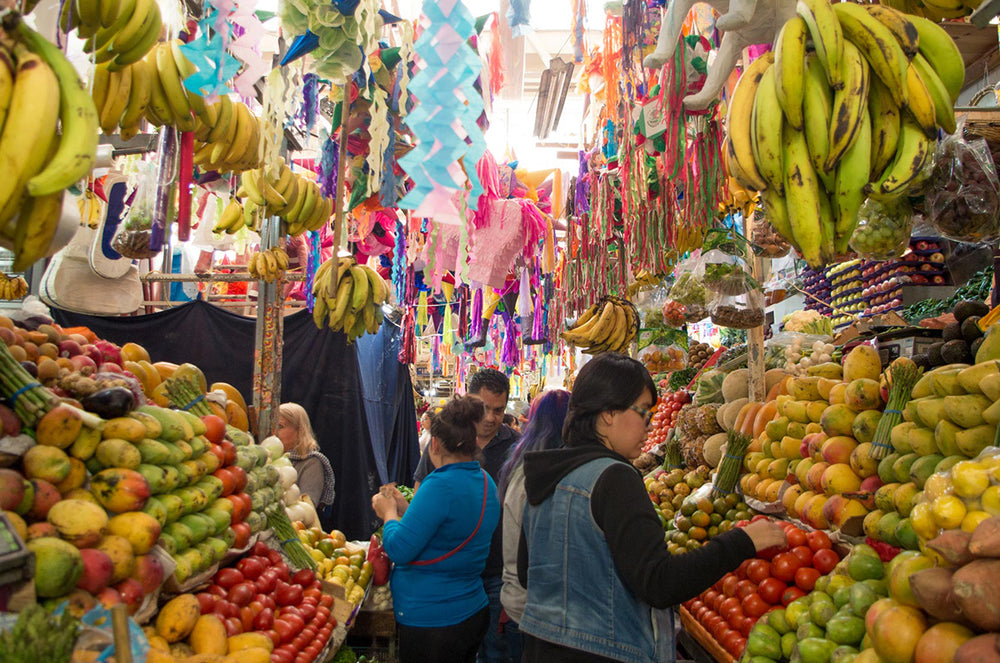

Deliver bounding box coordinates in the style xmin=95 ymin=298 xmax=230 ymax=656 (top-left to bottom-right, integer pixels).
xmin=397 ymin=0 xmax=488 ymax=220
xmin=227 ymin=0 xmax=270 ymax=98
xmin=571 ymin=0 xmax=586 ymax=64
xmin=417 ymin=290 xmax=429 ymax=329
xmin=305 ymin=230 xmax=320 ymax=311
xmin=366 ymin=83 xmax=390 ymax=197
xmin=318 ymin=131 xmax=339 ymax=199
xmin=279 ymin=0 xmax=379 ymax=81
xmin=301 ymin=73 xmax=319 ymax=130
xmin=179 ymin=1 xmax=242 ymax=100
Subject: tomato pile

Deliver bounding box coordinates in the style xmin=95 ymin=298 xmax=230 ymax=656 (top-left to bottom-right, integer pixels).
xmin=642 ymin=391 xmax=690 ymax=452
xmin=681 ymin=519 xmax=840 ymax=660
xmin=197 ymin=541 xmax=338 ymax=663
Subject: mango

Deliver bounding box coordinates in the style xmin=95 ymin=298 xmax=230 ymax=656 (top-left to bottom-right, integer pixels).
xmin=107 ymin=511 xmax=162 ymax=555
xmin=981 ymin=373 xmax=1000 ymax=402
xmin=136 ymin=439 xmax=172 ymax=465
xmin=23 ymin=445 xmax=72 ymax=484
xmin=35 ymin=405 xmax=83 ymax=448
xmin=910 ymin=373 xmax=934 ymax=399
xmin=142 ymin=496 xmax=168 ymax=526
xmin=100 ymin=417 xmax=146 ymax=443
xmin=95 ymin=534 xmax=135 ymax=583
xmin=958 ymin=362 xmax=1000 ymax=394
xmin=135 ymin=405 xmax=187 ymax=442
xmin=843 ymin=345 xmax=881 ymax=382
xmin=785 ymin=400 xmax=811 ymax=424
xmin=909 ymin=454 xmax=944 ymax=489
xmin=89 ymin=468 xmax=150 ymax=513
xmin=27 ymin=537 xmax=83 ymax=597
xmin=69 ymin=426 xmax=103 ymax=460
xmin=984 ymin=399 xmax=1000 ymax=426
xmin=975 ymin=323 xmax=1000 ymax=363
xmin=955 ymin=424 xmax=996 ymax=457
xmin=809 ymin=362 xmax=844 ymax=379
xmin=935 ymin=420 xmax=964 ymax=456
xmin=845 ymin=379 xmax=883 ymax=411
xmin=907 ymin=426 xmax=938 ymax=456
xmin=944 ymin=394 xmax=992 ymax=428
xmin=55 ymin=458 xmax=88 ymax=494
xmin=850 ymin=443 xmax=880 ymax=478
xmin=47 ymin=499 xmax=108 ymax=548
xmin=96 ymin=438 xmax=142 ymax=471
xmin=129 ymin=411 xmax=163 ymax=439
xmin=931 ymin=368 xmax=968 ymax=396
xmin=175 ymin=409 xmax=208 ymax=436
xmin=915 ymin=398 xmax=949 ymax=429
xmin=807 ymin=400 xmax=828 ymax=423
xmin=818 ymin=378 xmax=841 ymax=401
xmin=789 ymin=376 xmax=823 ymax=401
xmin=156 ymin=594 xmax=201 ymax=643
xmin=891 ymin=422 xmax=917 ymax=453
xmin=893 ymin=455 xmax=920 ymax=484
xmin=852 ymin=410 xmax=882 ymax=445
xmin=822 ymin=404 xmax=857 ymax=437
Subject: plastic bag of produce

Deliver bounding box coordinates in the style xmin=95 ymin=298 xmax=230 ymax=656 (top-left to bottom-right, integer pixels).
xmin=905 ymin=446 xmax=1000 ymax=551
xmin=113 ymin=163 xmax=160 ymax=259
xmin=925 ymin=125 xmax=1000 ymax=243
xmin=666 ymin=252 xmax=712 ymax=322
xmin=850 ymin=197 xmax=914 ymax=260
xmin=702 ymin=249 xmax=753 ymax=296
xmin=751 ymin=204 xmax=791 ymax=258
xmin=710 ymin=290 xmax=765 ymax=329
xmin=639 ymin=344 xmax=686 ymax=373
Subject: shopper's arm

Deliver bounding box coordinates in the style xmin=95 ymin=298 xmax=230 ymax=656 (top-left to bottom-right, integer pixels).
xmin=381 ymin=479 xmax=448 ymax=564
xmin=591 ymin=464 xmax=758 ymax=608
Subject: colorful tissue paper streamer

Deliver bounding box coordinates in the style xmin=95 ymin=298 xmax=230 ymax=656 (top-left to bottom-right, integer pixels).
xmin=228 ymin=0 xmax=270 ymax=98
xmin=179 ymin=2 xmax=242 ymax=100
xmin=397 ymin=0 xmax=488 ymax=220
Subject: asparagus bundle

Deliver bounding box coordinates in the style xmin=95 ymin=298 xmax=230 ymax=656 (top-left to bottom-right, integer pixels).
xmin=870 ymin=360 xmax=923 ymax=460
xmin=0 ymin=341 xmax=99 ymax=427
xmin=163 ymin=373 xmax=212 ymax=416
xmin=712 ymin=430 xmax=751 ymax=499
xmin=266 ymin=504 xmax=319 ymax=571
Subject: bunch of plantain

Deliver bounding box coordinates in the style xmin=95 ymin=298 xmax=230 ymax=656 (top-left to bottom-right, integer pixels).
xmin=561 ymin=296 xmax=639 ymax=354
xmin=0 ymin=273 xmax=29 ymax=299
xmin=59 ymin=0 xmax=162 ymax=69
xmin=238 ymin=160 xmax=333 ymax=235
xmin=247 ymin=247 xmax=289 ymax=283
xmin=727 ymin=1 xmax=962 ymax=269
xmin=311 ymin=256 xmax=390 ymax=342
xmin=0 ymin=23 xmax=100 ymax=271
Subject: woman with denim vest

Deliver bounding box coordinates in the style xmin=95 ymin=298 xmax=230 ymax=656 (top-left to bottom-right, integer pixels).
xmin=372 ymin=395 xmax=501 ymax=663
xmin=517 ymin=353 xmax=787 ymax=662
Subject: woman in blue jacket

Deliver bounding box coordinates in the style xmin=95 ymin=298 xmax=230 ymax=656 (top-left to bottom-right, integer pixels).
xmin=372 ymin=395 xmax=501 ymax=663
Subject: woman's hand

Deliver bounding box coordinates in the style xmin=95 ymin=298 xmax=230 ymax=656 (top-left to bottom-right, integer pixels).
xmin=372 ymin=492 xmax=399 ymax=523
xmin=742 ymin=519 xmax=789 ymax=553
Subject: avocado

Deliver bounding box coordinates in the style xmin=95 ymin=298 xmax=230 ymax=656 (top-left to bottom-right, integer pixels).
xmin=928 ymin=342 xmax=945 ymax=367
xmin=954 ymin=300 xmax=990 ymax=323
xmin=942 ymin=322 xmax=963 ymax=343
xmin=972 ymin=337 xmax=985 ymax=357
xmin=962 ymin=316 xmax=984 ymax=343
xmin=941 ymin=339 xmax=973 ymax=365
xmin=911 ymin=353 xmax=931 ymax=370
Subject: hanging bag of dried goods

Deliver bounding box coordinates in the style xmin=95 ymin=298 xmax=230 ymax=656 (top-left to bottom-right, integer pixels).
xmin=925 ymin=121 xmax=1000 ymax=243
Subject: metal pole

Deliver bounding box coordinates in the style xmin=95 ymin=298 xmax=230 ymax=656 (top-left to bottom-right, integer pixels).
xmin=252 ymin=216 xmax=286 ymax=439
xmin=333 ymin=87 xmax=351 ymax=249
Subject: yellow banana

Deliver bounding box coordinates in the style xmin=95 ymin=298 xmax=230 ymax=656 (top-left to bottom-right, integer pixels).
xmin=911 ymin=53 xmax=956 ymax=134
xmin=12 ymin=190 xmax=65 ymax=271
xmin=910 ymin=15 xmax=964 ymax=103
xmin=783 ymin=124 xmax=824 ymax=268
xmin=868 ymin=115 xmax=933 ymax=200
xmin=348 ymin=265 xmax=370 ymax=311
xmin=774 ymin=16 xmax=808 ymax=130
xmin=903 ymin=61 xmax=937 ymax=137
xmin=796 ymin=0 xmax=843 ymax=88
xmin=868 ymin=76 xmax=901 ymax=180
xmin=833 ymin=2 xmax=908 ymax=108
xmin=223 ymin=102 xmax=252 ymax=164
xmin=0 ymin=46 xmax=14 ymax=133
xmin=240 ymin=170 xmax=266 ymax=206
xmin=864 ymin=4 xmax=919 ymax=58
xmin=759 ymin=187 xmax=794 ymax=245
xmin=206 ymin=96 xmax=234 ymax=144
xmin=155 ymin=42 xmax=193 ymax=127
xmin=826 ymin=41 xmax=869 ymax=172
xmin=725 ymin=51 xmax=772 ymax=192
xmin=110 ymin=1 xmax=161 ymax=68
xmin=750 ymin=66 xmax=784 ymax=194
xmin=100 ymin=65 xmax=131 ymax=134
xmin=802 ymin=54 xmax=835 ymax=193
xmin=328 ymin=275 xmax=353 ymax=330
xmin=833 ymin=106 xmax=871 ymax=255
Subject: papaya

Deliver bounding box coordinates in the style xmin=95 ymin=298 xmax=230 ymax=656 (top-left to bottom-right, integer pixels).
xmin=225 ymin=401 xmax=249 ymax=432
xmin=210 ymin=382 xmax=247 ymax=413
xmin=189 ymin=615 xmax=228 ymax=655
xmin=155 ymin=594 xmax=201 ymax=643
xmin=226 ymin=632 xmax=274 ymax=653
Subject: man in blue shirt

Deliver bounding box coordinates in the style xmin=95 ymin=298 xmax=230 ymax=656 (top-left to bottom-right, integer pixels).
xmin=413 ymin=368 xmax=518 ymax=663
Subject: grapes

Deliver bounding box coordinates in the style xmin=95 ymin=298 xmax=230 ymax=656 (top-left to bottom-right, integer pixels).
xmin=849 ymin=198 xmax=913 ymax=260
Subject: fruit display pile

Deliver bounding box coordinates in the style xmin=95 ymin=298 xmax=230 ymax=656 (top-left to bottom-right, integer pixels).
xmin=728 ymin=0 xmax=961 ymax=269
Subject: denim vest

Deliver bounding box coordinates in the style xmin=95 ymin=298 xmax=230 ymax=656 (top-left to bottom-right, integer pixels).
xmin=520 ymin=457 xmax=675 ymax=663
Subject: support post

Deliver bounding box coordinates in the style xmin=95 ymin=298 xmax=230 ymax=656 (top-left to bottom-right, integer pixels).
xmin=746 ymin=219 xmax=766 ymax=402
xmin=333 ymin=88 xmax=351 ymax=250
xmin=252 ymin=216 xmax=286 ymax=439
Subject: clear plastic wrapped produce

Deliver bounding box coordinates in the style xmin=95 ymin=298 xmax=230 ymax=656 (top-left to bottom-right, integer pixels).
xmin=702 ymin=249 xmax=752 ymax=296
xmin=926 ymin=126 xmax=1000 ymax=243
xmin=113 ymin=164 xmax=160 ymax=259
xmin=666 ymin=253 xmax=713 ymax=322
xmin=850 ymin=197 xmax=914 ymax=260
xmin=751 ymin=205 xmax=791 ymax=258
xmin=710 ymin=290 xmax=765 ymax=329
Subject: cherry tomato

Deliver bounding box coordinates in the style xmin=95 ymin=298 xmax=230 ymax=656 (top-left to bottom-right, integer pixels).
xmin=770 ymin=553 xmax=803 ymax=583
xmin=812 ymin=548 xmax=839 ymax=575
xmin=758 ymin=577 xmax=787 ymax=605
xmin=790 ymin=545 xmax=814 ymax=567
xmin=807 ymin=530 xmax=832 ymax=552
xmin=239 ymin=606 xmax=255 ymax=632
xmin=794 ymin=567 xmax=821 ymax=592
xmin=223 ymin=617 xmax=243 ymax=637
xmin=746 ymin=559 xmax=771 ymax=584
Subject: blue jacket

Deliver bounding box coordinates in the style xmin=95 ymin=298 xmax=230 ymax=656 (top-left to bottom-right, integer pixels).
xmin=383 ymin=461 xmax=501 ymax=627
xmin=521 ymin=457 xmax=674 ymax=663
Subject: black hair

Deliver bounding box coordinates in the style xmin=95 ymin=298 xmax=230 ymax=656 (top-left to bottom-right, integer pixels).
xmin=562 ymin=353 xmax=657 ymax=448
xmin=430 ymin=395 xmax=485 ymax=456
xmin=467 ymin=367 xmax=510 ymax=398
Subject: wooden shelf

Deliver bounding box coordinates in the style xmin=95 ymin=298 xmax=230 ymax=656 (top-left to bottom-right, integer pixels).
xmin=942 ymin=22 xmax=1000 ymax=95
xmin=677 ymin=606 xmax=736 ymax=663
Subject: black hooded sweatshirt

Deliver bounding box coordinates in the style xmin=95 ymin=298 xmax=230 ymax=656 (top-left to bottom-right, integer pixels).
xmin=516 ymin=443 xmax=757 ymax=662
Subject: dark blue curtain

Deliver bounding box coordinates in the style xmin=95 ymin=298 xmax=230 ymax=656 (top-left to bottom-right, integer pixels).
xmin=51 ymin=299 xmax=419 ymax=540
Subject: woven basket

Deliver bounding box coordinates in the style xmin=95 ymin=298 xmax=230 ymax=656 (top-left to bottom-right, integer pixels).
xmin=957 ymin=86 xmax=1000 ymax=143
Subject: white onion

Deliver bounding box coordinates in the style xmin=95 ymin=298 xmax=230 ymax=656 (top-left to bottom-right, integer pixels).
xmin=299 ymin=500 xmax=319 ymax=528
xmin=283 ymin=483 xmax=301 ymax=506
xmin=272 ymin=456 xmax=292 ymax=468
xmin=286 ymin=502 xmax=307 ymax=523
xmin=261 ymin=436 xmax=285 ymax=460
xmin=277 ymin=465 xmax=298 ymax=490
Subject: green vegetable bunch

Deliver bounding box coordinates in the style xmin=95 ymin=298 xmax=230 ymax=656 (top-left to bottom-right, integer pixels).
xmin=0 ymin=604 xmax=80 ymax=663
xmin=903 ymin=267 xmax=992 ymax=323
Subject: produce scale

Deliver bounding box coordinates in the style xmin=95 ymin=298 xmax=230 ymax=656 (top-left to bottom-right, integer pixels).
xmin=0 ymin=0 xmax=999 ymax=660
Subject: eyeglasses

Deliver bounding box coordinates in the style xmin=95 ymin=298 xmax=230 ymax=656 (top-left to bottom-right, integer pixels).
xmin=630 ymin=405 xmax=653 ymax=425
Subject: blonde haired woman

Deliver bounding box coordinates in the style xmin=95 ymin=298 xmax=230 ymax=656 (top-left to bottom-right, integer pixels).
xmin=277 ymin=403 xmax=336 ymax=516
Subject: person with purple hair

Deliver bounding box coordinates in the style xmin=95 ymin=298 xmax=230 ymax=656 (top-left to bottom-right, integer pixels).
xmin=498 ymin=389 xmax=571 ymax=662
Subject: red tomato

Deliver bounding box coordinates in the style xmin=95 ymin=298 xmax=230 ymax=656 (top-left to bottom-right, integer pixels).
xmin=719 ymin=597 xmax=741 ymax=618
xmin=703 ymin=590 xmax=720 ymax=610
xmin=276 ymin=581 xmax=304 ymax=606
xmin=264 ymin=629 xmax=280 ymax=646
xmin=253 ymin=541 xmax=270 ymax=557
xmin=807 ymin=530 xmax=832 ymax=551
xmin=736 ymin=560 xmax=752 ymax=580
xmin=271 ymin=649 xmax=294 ymax=663
xmin=794 ymin=567 xmax=821 ymax=592
xmin=786 ymin=528 xmax=808 ymax=548
xmin=273 ymin=562 xmax=292 ymax=582
xmin=743 ymin=594 xmax=769 ymax=618
xmin=703 ymin=613 xmax=723 ymax=633
xmin=737 ymin=616 xmax=754 ymax=638
xmin=722 ymin=575 xmax=740 ymax=598
xmin=758 ymin=577 xmax=787 ymax=605
xmin=253 ymin=607 xmax=274 ymax=631
xmin=236 ymin=557 xmax=265 ymax=581
xmin=292 ymin=569 xmax=316 ymax=587
xmin=745 ymin=560 xmax=771 ymax=584
xmin=303 ymin=587 xmax=322 ymax=601
xmin=231 ymin=522 xmax=251 ymax=549
xmin=722 ymin=630 xmax=743 ymax=658
xmin=209 ymin=584 xmax=227 ymax=598
xmin=255 ymin=572 xmax=277 ymax=594
xmin=757 ymin=545 xmax=783 ymax=561
xmin=812 ymin=548 xmax=839 ymax=574
xmin=258 ymin=594 xmax=276 ymax=611
xmin=319 ymin=595 xmax=333 ymax=609
xmin=318 ymin=623 xmax=333 ymax=639
xmin=751 ymin=514 xmax=770 ymax=523
xmin=214 ymin=568 xmax=244 ymax=590
xmin=690 ymin=600 xmax=705 ymax=614
xmin=695 ymin=606 xmax=709 ymax=622
xmin=283 ymin=613 xmax=306 ymax=633
xmin=302 ymin=625 xmax=318 ymax=642
xmin=267 ymin=549 xmax=284 ymax=566
xmin=790 ymin=545 xmax=814 ymax=567
xmin=736 ymin=579 xmax=757 ymax=600
xmin=781 ymin=586 xmax=807 ymax=606
xmin=316 ymin=606 xmax=331 ymax=623
xmin=239 ymin=606 xmax=255 ymax=632
xmin=195 ymin=592 xmax=215 ymax=614
xmin=274 ymin=618 xmax=297 ymax=644
xmin=298 ymin=602 xmax=317 ymax=623
xmin=223 ymin=617 xmax=243 ymax=637
xmin=213 ymin=600 xmax=238 ymax=620
xmin=770 ymin=553 xmax=803 ymax=583
xmin=713 ymin=579 xmax=724 ymax=593
xmin=228 ymin=582 xmax=256 ymax=607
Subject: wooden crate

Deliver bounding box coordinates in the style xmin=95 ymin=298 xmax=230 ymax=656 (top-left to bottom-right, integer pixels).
xmin=678 ymin=606 xmax=736 ymax=663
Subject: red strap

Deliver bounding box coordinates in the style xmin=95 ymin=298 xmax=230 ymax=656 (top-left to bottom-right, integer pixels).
xmin=409 ymin=470 xmax=489 ymax=566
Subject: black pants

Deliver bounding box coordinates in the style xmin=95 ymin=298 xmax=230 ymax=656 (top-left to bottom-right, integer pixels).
xmin=397 ymin=606 xmax=490 ymax=663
